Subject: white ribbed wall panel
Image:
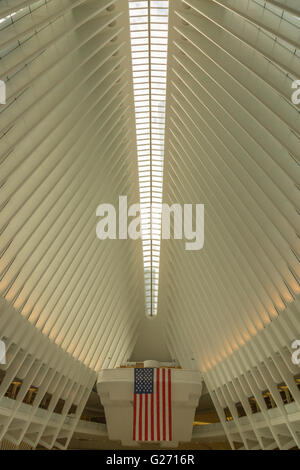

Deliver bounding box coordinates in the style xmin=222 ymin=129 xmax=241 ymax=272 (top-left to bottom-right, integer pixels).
xmin=0 ymin=0 xmax=144 ymax=448
xmin=0 ymin=0 xmax=299 ymax=451
xmin=159 ymin=0 xmax=300 ymax=450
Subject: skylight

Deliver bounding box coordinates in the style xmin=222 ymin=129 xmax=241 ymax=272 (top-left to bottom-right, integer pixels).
xmin=129 ymin=0 xmax=169 ymax=317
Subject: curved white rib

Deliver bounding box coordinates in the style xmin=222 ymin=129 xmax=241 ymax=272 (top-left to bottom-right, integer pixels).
xmin=160 ymin=0 xmax=300 ymax=450
xmin=0 ymin=0 xmax=144 ymax=449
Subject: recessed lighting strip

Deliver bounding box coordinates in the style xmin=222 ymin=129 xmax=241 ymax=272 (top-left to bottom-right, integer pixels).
xmin=129 ymin=0 xmax=169 ymax=317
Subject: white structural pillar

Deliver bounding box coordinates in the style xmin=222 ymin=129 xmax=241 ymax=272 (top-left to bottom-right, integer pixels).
xmin=97 ymin=363 xmax=202 ymax=447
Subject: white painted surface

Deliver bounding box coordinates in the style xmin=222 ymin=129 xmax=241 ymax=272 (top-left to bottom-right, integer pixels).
xmin=97 ymin=368 xmax=202 ymax=446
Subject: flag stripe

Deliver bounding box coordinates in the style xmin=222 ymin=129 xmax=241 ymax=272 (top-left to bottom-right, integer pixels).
xmin=156 ymin=367 xmax=160 ymax=441
xmin=139 ymin=394 xmax=143 ymax=441
xmin=162 ymin=368 xmax=166 ymax=441
xmin=133 ymin=393 xmax=137 ymax=440
xmin=168 ymin=368 xmax=172 ymax=441
xmin=151 ymin=393 xmax=154 ymax=441
xmin=145 ymin=394 xmax=148 ymax=441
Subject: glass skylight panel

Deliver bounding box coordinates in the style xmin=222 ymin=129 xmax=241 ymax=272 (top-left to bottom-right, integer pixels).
xmin=130 ymin=0 xmax=169 ymax=317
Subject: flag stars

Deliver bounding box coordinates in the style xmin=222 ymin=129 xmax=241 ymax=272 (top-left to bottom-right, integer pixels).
xmin=134 ymin=368 xmax=154 ymax=394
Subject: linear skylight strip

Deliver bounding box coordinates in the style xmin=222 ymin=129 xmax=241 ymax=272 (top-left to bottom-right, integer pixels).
xmin=129 ymin=0 xmax=169 ymax=317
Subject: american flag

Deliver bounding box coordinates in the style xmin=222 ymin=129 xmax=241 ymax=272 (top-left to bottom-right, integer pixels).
xmin=133 ymin=368 xmax=172 ymax=442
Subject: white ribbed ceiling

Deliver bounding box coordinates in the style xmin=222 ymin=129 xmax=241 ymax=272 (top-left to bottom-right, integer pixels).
xmin=0 ymin=0 xmax=299 ymax=450
xmin=0 ymin=0 xmax=145 ymax=372
xmin=160 ymin=0 xmax=300 ymax=372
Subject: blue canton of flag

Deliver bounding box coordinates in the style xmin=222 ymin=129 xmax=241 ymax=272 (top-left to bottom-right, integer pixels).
xmin=134 ymin=368 xmax=154 ymax=394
